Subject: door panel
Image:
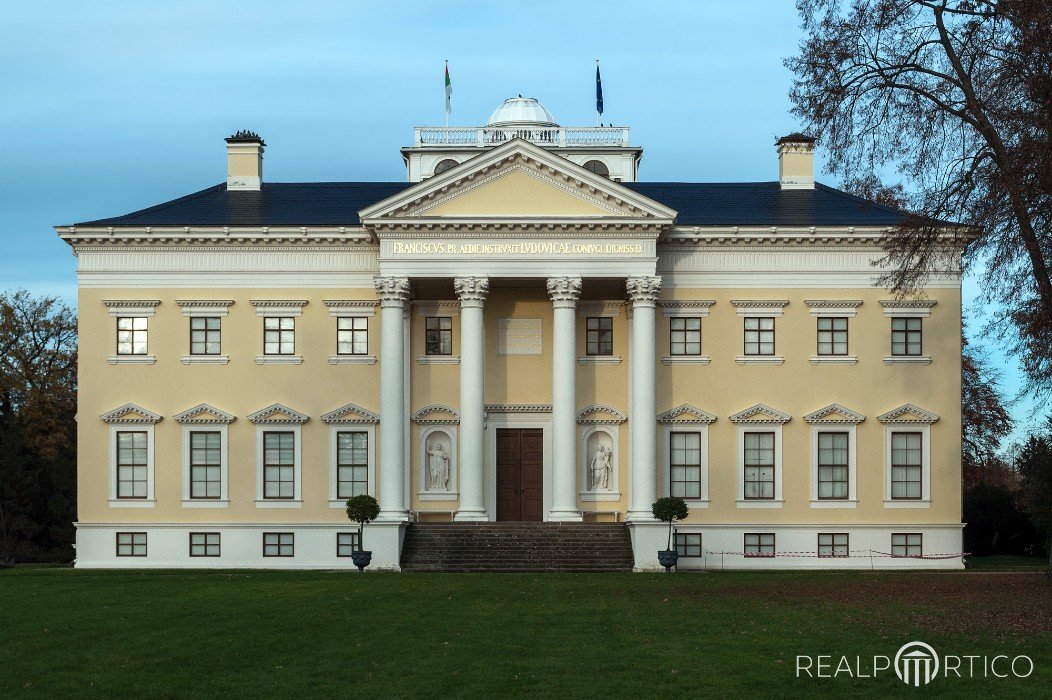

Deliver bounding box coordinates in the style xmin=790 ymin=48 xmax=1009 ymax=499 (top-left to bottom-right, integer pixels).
xmin=520 ymin=429 xmax=544 ymax=522
xmin=496 ymin=429 xmax=521 ymax=521
xmin=495 ymin=428 xmax=544 ymax=521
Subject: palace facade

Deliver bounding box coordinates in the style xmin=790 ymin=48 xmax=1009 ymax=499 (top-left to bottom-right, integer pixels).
xmin=60 ymin=97 xmax=965 ymax=569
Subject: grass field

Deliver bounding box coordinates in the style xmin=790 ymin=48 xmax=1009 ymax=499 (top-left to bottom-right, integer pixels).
xmin=2 ymin=568 xmax=1049 ymax=698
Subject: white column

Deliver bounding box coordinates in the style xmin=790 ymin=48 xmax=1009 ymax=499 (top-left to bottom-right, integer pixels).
xmin=453 ymin=276 xmax=489 ymax=521
xmin=547 ymin=276 xmax=583 ymax=522
xmin=374 ymin=276 xmax=411 ymax=521
xmin=626 ymin=275 xmax=661 ymax=522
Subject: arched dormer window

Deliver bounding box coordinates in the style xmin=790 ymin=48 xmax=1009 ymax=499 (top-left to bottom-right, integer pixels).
xmin=433 ymin=159 xmax=459 ymax=176
xmin=583 ymin=159 xmax=610 ymax=177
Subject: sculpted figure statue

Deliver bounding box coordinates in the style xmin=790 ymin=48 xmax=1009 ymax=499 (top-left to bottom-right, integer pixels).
xmin=590 ymin=443 xmax=612 ymax=491
xmin=426 ymin=441 xmax=450 ymax=491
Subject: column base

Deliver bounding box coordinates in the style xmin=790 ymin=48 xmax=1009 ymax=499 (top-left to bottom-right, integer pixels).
xmin=375 ymin=510 xmax=410 ymax=524
xmin=547 ymin=509 xmax=584 ymax=522
xmin=625 ymin=510 xmax=659 ymax=523
xmin=453 ymin=509 xmax=489 ymax=522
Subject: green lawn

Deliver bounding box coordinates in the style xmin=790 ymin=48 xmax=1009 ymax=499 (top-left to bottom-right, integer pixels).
xmin=2 ymin=568 xmax=1049 ymax=698
xmin=966 ymin=555 xmax=1049 ymax=571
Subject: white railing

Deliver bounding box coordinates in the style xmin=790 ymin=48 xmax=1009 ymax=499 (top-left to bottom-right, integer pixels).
xmin=413 ymin=126 xmax=630 ymax=148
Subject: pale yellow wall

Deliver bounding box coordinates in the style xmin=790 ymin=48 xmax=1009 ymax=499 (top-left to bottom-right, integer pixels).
xmin=425 ymin=170 xmax=612 ymax=217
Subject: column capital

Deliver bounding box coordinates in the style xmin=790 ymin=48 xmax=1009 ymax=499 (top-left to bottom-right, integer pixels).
xmin=626 ymin=276 xmax=662 ymax=305
xmin=453 ymin=276 xmax=490 ymax=307
xmin=546 ymin=276 xmax=583 ymax=305
xmin=374 ymin=276 xmax=412 ymax=308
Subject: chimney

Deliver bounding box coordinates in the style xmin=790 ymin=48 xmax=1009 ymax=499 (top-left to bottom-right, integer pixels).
xmin=225 ymin=130 xmax=265 ymax=191
xmin=776 ymin=133 xmax=816 ymax=190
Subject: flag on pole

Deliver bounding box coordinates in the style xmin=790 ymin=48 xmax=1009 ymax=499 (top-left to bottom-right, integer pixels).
xmin=595 ymin=60 xmax=604 ymax=123
xmin=444 ymin=61 xmax=452 ymax=125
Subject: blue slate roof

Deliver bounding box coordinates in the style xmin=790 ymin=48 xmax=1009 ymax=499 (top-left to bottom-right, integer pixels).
xmin=71 ymin=180 xmax=912 ymax=228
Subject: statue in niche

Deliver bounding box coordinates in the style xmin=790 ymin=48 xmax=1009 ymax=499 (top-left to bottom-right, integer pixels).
xmin=426 ymin=441 xmax=450 ymax=491
xmin=590 ymin=442 xmax=612 ymax=491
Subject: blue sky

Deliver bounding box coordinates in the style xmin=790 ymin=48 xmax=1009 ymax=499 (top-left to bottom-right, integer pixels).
xmin=0 ymin=1 xmax=1042 ymax=439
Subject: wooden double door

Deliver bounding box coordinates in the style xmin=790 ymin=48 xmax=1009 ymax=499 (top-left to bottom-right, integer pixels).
xmin=496 ymin=428 xmax=543 ymax=521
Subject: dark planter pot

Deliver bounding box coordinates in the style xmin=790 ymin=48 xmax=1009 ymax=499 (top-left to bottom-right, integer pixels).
xmin=351 ymin=550 xmax=372 ymax=573
xmin=658 ymin=549 xmax=679 ymax=572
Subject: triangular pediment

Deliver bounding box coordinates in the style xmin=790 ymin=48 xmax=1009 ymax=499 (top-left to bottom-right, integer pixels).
xmin=174 ymin=403 xmax=236 ymax=425
xmin=100 ymin=403 xmax=162 ymax=424
xmin=729 ymin=404 xmax=791 ymax=425
xmin=656 ymin=404 xmax=717 ymax=425
xmin=803 ymin=404 xmax=865 ymax=425
xmin=321 ymin=403 xmax=380 ymax=425
xmin=576 ymin=404 xmax=628 ymax=425
xmin=359 ymin=138 xmax=676 ymax=223
xmin=248 ymin=403 xmax=309 ymax=425
xmin=411 ymin=404 xmax=460 ymax=425
xmin=877 ymin=404 xmax=940 ymax=424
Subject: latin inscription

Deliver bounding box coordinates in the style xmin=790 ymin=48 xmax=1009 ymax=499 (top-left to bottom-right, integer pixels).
xmin=390 ymin=241 xmax=644 ymax=257
xmin=497 ymin=318 xmax=543 ymax=355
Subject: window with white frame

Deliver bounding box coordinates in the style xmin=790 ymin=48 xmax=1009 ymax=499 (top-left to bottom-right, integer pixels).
xmin=264 ymin=317 xmax=296 ymax=355
xmin=116 ymin=532 xmax=147 ymax=557
xmin=189 ymin=431 xmax=222 ymax=499
xmin=743 ymin=432 xmax=775 ymax=500
xmin=116 ymin=431 xmax=149 ymax=499
xmin=669 ymin=317 xmax=701 ymax=356
xmin=263 ymin=532 xmax=294 ymax=557
xmin=425 ymin=317 xmax=453 ymax=355
xmin=337 ymin=532 xmax=360 ymax=557
xmin=817 ymin=432 xmax=849 ymax=499
xmin=674 ymin=533 xmax=702 ymax=558
xmin=263 ymin=431 xmax=296 ymax=499
xmin=816 ymin=317 xmax=848 ymax=356
xmin=586 ymin=317 xmax=613 ymax=356
xmin=669 ymin=432 xmax=702 ymax=499
xmin=190 ymin=317 xmax=221 ymax=355
xmin=744 ymin=533 xmax=775 ymax=557
xmin=189 ymin=532 xmax=220 ymax=557
xmin=743 ymin=317 xmax=775 ymax=356
xmin=337 ymin=317 xmax=368 ymax=355
xmin=891 ymin=533 xmax=922 ymax=557
xmin=337 ymin=431 xmax=369 ymax=498
xmin=891 ymin=317 xmax=923 ymax=356
xmin=818 ymin=533 xmax=849 ymax=558
xmin=117 ymin=317 xmax=148 ymax=355
xmin=890 ymin=432 xmax=923 ymax=500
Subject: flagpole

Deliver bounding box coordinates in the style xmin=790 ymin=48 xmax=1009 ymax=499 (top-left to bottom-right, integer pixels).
xmin=596 ymin=59 xmax=600 ymax=127
xmin=445 ymin=60 xmax=450 ymax=128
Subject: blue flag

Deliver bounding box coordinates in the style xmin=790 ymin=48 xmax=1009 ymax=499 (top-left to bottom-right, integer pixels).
xmin=595 ymin=62 xmax=604 ymax=116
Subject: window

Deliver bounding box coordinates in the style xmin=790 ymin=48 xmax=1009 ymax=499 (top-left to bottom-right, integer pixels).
xmin=263 ymin=532 xmax=294 ymax=557
xmin=116 ymin=532 xmax=147 ymax=557
xmin=263 ymin=431 xmax=296 ymax=499
xmin=586 ymin=317 xmax=613 ymax=356
xmin=743 ymin=317 xmax=775 ymax=356
xmin=891 ymin=318 xmax=922 ymax=356
xmin=743 ymin=432 xmax=775 ymax=500
xmin=190 ymin=317 xmax=221 ymax=355
xmin=891 ymin=533 xmax=922 ymax=557
xmin=674 ymin=533 xmax=702 ymax=558
xmin=116 ymin=431 xmax=148 ymax=499
xmin=818 ymin=533 xmax=849 ymax=558
xmin=337 ymin=431 xmax=369 ymax=499
xmin=425 ymin=317 xmax=452 ymax=355
xmin=263 ymin=317 xmax=295 ymax=355
xmin=817 ymin=432 xmax=849 ymax=499
xmin=817 ymin=317 xmax=848 ymax=356
xmin=189 ymin=431 xmax=222 ymax=499
xmin=117 ymin=317 xmax=148 ymax=355
xmin=337 ymin=317 xmax=368 ymax=355
xmin=744 ymin=533 xmax=775 ymax=557
xmin=669 ymin=432 xmax=701 ymax=499
xmin=337 ymin=532 xmax=361 ymax=557
xmin=433 ymin=158 xmax=459 ymax=175
xmin=669 ymin=317 xmax=701 ymax=356
xmin=890 ymin=432 xmax=923 ymax=499
xmin=583 ymin=159 xmax=610 ymax=177
xmin=189 ymin=532 xmax=221 ymax=557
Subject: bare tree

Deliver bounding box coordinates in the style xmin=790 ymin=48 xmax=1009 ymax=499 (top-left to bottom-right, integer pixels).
xmin=787 ymin=0 xmax=1052 ymax=400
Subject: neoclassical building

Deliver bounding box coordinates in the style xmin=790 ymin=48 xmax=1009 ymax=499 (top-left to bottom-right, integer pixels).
xmin=60 ymin=97 xmax=965 ymax=569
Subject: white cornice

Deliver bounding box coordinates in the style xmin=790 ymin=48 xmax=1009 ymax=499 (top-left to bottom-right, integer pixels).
xmin=58 ymin=227 xmax=373 ymax=247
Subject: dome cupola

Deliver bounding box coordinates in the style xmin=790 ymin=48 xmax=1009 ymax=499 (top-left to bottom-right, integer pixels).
xmin=487 ymin=96 xmax=558 ymax=128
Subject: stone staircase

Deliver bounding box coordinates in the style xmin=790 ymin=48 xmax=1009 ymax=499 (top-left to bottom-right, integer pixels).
xmin=399 ymin=522 xmax=635 ymax=573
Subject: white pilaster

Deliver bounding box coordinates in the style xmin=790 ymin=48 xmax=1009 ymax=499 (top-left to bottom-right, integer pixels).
xmin=374 ymin=276 xmax=411 ymax=522
xmin=626 ymin=276 xmax=661 ymax=522
xmin=547 ymin=276 xmax=583 ymax=522
xmin=453 ymin=276 xmax=490 ymax=521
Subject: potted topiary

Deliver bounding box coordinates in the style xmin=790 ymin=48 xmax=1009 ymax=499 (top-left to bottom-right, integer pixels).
xmin=652 ymin=497 xmax=689 ymax=572
xmin=345 ymin=494 xmax=381 ymax=572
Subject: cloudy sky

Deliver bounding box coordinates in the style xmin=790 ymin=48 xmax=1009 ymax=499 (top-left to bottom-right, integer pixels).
xmin=0 ymin=1 xmax=1040 ymax=436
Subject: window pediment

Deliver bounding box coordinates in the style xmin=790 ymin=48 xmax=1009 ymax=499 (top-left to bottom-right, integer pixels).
xmin=100 ymin=403 xmax=162 ymax=424
xmin=656 ymin=404 xmax=717 ymax=425
xmin=248 ymin=403 xmax=309 ymax=425
xmin=729 ymin=404 xmax=791 ymax=425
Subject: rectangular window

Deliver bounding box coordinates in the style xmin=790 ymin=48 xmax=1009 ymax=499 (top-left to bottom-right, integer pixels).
xmin=116 ymin=532 xmax=147 ymax=557
xmin=818 ymin=533 xmax=849 ymax=558
xmin=586 ymin=317 xmax=613 ymax=356
xmin=190 ymin=317 xmax=221 ymax=355
xmin=817 ymin=431 xmax=849 ymax=499
xmin=425 ymin=317 xmax=452 ymax=355
xmin=263 ymin=431 xmax=295 ymax=499
xmin=337 ymin=532 xmax=361 ymax=557
xmin=890 ymin=432 xmax=923 ymax=500
xmin=816 ymin=317 xmax=848 ymax=356
xmin=189 ymin=532 xmax=221 ymax=557
xmin=116 ymin=431 xmax=148 ymax=499
xmin=337 ymin=431 xmax=369 ymax=499
xmin=891 ymin=317 xmax=922 ymax=356
xmin=337 ymin=317 xmax=368 ymax=355
xmin=669 ymin=431 xmax=701 ymax=499
xmin=891 ymin=533 xmax=923 ymax=558
xmin=263 ymin=317 xmax=295 ymax=355
xmin=743 ymin=432 xmax=775 ymax=500
xmin=263 ymin=532 xmax=294 ymax=557
xmin=189 ymin=431 xmax=222 ymax=499
xmin=674 ymin=533 xmax=702 ymax=558
xmin=743 ymin=317 xmax=775 ymax=356
xmin=744 ymin=533 xmax=775 ymax=558
xmin=117 ymin=317 xmax=148 ymax=355
xmin=669 ymin=317 xmax=702 ymax=356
